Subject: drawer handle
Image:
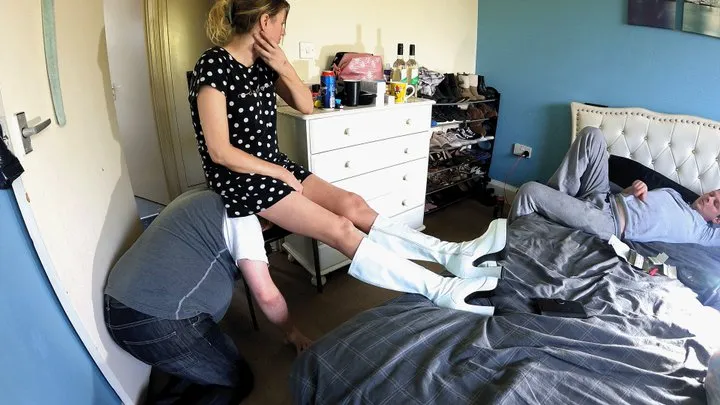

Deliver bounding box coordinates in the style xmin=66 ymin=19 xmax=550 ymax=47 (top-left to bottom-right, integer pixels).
xmin=344 ymin=161 xmax=351 ymax=168
xmin=401 ymin=200 xmax=408 ymax=207
xmin=344 ymin=128 xmax=351 ymax=136
xmin=403 ymin=148 xmax=410 ymax=154
xmin=403 ymin=174 xmax=409 ymax=181
xmin=405 ymin=119 xmax=412 ymax=126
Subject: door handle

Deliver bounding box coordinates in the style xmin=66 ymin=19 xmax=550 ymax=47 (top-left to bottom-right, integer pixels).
xmin=16 ymin=112 xmax=52 ymax=154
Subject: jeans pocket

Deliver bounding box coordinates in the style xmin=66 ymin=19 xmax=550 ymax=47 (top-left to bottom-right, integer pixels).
xmin=123 ymin=331 xmax=178 ymax=346
xmin=122 ymin=330 xmax=195 ymax=372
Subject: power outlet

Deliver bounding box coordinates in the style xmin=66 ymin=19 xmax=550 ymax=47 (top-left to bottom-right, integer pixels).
xmin=299 ymin=42 xmax=315 ymax=60
xmin=513 ymin=143 xmax=532 ymax=158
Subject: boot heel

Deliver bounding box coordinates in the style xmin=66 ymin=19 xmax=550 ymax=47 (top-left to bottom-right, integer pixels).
xmin=464 ymin=290 xmax=495 ymax=302
xmin=472 ymin=247 xmax=507 ymax=267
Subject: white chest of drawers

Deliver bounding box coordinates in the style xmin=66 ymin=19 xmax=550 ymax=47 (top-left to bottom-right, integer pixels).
xmin=277 ymin=99 xmax=433 ymax=287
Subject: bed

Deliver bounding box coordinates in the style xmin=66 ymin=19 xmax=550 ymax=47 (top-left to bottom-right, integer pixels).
xmin=289 ymin=103 xmax=720 ymax=404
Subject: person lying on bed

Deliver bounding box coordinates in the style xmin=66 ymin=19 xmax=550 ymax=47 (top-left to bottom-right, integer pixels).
xmin=509 ymin=126 xmax=720 ymax=246
xmin=104 ymin=190 xmax=312 ymax=404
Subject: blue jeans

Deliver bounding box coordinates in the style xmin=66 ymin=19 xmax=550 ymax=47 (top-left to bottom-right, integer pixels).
xmin=104 ymin=296 xmax=253 ymax=404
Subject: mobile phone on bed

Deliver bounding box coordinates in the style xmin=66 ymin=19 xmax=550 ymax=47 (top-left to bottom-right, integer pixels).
xmin=534 ymin=298 xmax=588 ymax=318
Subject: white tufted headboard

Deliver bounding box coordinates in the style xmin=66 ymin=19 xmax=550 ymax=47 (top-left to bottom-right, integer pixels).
xmin=571 ymin=102 xmax=720 ymax=196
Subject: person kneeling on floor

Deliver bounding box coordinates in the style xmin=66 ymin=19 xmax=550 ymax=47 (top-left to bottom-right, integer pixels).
xmin=104 ymin=190 xmax=311 ymax=404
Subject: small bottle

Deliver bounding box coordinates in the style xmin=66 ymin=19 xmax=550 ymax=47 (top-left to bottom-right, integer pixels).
xmin=391 ymin=43 xmax=407 ymax=83
xmin=383 ymin=63 xmax=392 ymax=82
xmin=406 ymin=44 xmax=419 ymax=89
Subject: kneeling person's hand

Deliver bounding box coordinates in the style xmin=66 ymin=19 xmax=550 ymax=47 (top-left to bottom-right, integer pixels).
xmin=286 ymin=327 xmax=313 ymax=355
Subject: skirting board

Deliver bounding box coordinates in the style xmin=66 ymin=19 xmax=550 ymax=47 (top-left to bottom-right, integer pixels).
xmin=489 ymin=179 xmax=519 ymax=206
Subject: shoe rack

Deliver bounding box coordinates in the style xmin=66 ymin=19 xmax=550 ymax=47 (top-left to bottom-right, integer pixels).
xmin=424 ymin=89 xmax=501 ymax=215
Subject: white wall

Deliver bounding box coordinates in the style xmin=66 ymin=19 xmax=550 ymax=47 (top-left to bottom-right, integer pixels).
xmin=105 ymin=0 xmax=170 ymax=204
xmin=0 ymin=0 xmax=148 ymax=403
xmin=281 ymin=0 xmax=479 ymax=83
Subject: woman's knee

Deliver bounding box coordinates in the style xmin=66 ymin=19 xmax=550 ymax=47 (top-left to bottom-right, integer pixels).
xmin=339 ymin=192 xmax=370 ymax=218
xmin=325 ymin=215 xmax=357 ymax=249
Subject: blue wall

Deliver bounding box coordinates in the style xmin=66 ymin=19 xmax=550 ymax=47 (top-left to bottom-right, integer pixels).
xmin=478 ymin=0 xmax=720 ymax=186
xmin=0 ymin=189 xmax=120 ymax=405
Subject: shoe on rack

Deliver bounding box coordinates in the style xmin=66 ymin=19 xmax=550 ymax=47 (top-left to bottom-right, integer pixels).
xmin=467 ymin=110 xmax=487 ymax=136
xmin=434 ymin=76 xmax=458 ymax=103
xmin=445 ymin=74 xmax=467 ymax=103
xmin=468 ymin=75 xmax=486 ymax=100
xmin=452 ymin=74 xmax=470 ymax=102
xmin=484 ymin=86 xmax=500 ymax=100
xmin=437 ymin=107 xmax=455 ymax=123
xmin=432 ymin=131 xmax=454 ymax=148
xmin=447 ymin=130 xmax=477 ymax=147
xmin=457 ymin=127 xmax=480 ymax=141
xmin=477 ymin=75 xmax=489 ymax=97
xmin=470 ymin=166 xmax=485 ymax=177
xmin=467 ymin=105 xmax=485 ymax=121
xmin=434 ymin=106 xmax=454 ymax=122
xmin=479 ymin=103 xmax=498 ymax=118
xmin=449 ymin=107 xmax=467 ymax=122
xmin=457 ymin=74 xmax=477 ymax=101
xmin=429 ymin=132 xmax=446 ymax=150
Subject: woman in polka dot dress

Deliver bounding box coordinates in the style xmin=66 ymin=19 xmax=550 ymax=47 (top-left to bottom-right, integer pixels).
xmin=190 ymin=0 xmax=508 ymax=315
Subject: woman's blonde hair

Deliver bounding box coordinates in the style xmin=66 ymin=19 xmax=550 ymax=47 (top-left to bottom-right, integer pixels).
xmin=207 ymin=0 xmax=290 ymax=46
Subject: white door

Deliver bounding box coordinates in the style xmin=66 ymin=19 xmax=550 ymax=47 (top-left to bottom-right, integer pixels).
xmin=0 ymin=1 xmax=149 ymax=404
xmin=104 ymin=0 xmax=171 ymax=204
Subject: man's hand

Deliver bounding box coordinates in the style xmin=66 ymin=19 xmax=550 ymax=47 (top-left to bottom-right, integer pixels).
xmin=286 ymin=327 xmax=313 ymax=355
xmin=625 ymin=180 xmax=648 ymax=202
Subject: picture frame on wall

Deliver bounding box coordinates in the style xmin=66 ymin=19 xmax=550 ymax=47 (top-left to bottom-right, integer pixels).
xmin=682 ymin=0 xmax=720 ymax=38
xmin=628 ymin=0 xmax=678 ymax=29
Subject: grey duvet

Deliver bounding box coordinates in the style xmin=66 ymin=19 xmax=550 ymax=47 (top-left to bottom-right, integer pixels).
xmin=290 ymin=214 xmax=720 ymax=405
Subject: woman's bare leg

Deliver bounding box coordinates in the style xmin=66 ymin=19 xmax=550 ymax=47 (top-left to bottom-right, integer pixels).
xmin=301 ymin=174 xmax=378 ymax=233
xmin=258 ymin=191 xmax=363 ymax=258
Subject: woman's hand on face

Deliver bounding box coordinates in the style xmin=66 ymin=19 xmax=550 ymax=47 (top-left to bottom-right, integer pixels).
xmin=253 ymin=31 xmax=290 ymax=75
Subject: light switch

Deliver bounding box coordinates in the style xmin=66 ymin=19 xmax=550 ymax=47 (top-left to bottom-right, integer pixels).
xmin=299 ymin=42 xmax=315 ymax=60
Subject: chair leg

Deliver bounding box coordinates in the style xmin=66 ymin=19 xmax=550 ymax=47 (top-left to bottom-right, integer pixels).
xmin=242 ymin=277 xmax=259 ymax=331
xmin=311 ymin=239 xmax=323 ymax=293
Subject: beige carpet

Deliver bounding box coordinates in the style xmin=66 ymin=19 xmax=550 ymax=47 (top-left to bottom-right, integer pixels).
xmin=221 ymin=200 xmax=495 ymax=405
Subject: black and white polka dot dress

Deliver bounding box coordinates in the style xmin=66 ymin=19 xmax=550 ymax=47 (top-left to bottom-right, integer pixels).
xmin=188 ymin=47 xmax=311 ymax=218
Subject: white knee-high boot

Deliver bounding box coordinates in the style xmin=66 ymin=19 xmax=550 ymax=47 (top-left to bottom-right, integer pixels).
xmin=348 ymin=238 xmax=497 ymax=316
xmin=368 ymin=217 xmax=507 ymax=279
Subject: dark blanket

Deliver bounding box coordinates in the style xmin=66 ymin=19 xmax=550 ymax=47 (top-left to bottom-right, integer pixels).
xmin=290 ymin=215 xmax=719 ymax=405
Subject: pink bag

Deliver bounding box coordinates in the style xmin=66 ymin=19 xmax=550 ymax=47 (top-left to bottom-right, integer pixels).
xmin=332 ymin=52 xmax=384 ymax=81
